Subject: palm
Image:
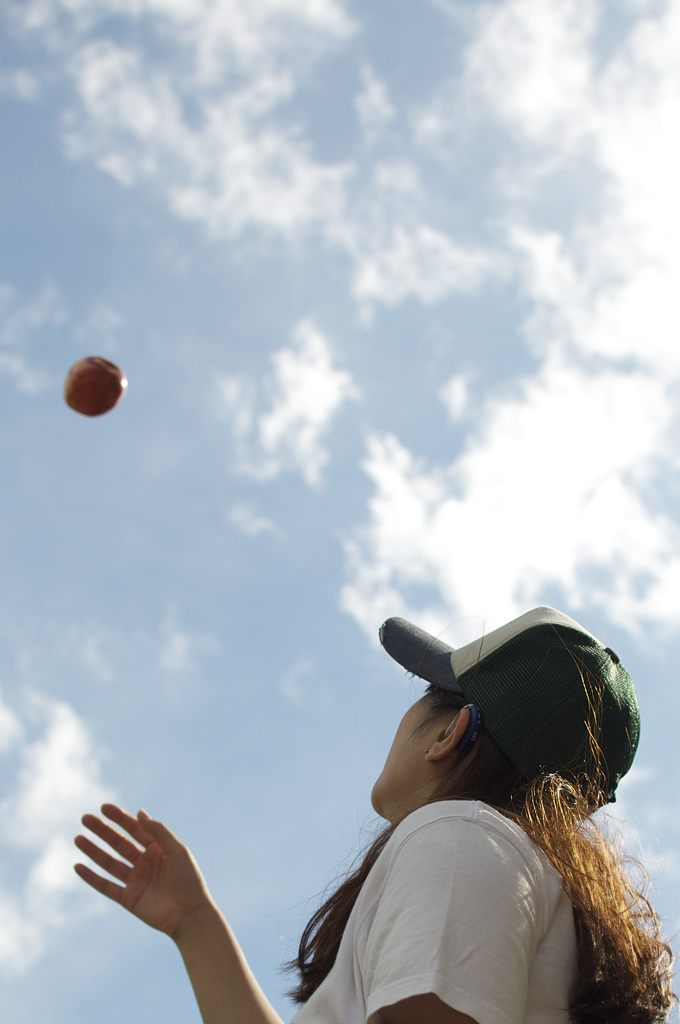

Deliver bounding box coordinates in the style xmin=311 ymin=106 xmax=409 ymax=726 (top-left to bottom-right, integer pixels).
xmin=118 ymin=840 xmax=183 ymax=930
xmin=75 ymin=804 xmax=211 ymax=937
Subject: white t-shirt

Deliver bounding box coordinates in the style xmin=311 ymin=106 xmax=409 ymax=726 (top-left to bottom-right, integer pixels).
xmin=291 ymin=800 xmax=577 ymax=1024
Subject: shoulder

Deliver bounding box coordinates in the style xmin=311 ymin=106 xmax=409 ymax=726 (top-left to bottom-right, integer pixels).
xmin=390 ymin=800 xmax=542 ymax=864
xmin=381 ymin=801 xmax=564 ymax=913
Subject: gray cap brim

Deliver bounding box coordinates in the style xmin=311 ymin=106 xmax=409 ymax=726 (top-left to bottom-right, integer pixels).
xmin=378 ymin=617 xmax=465 ymax=694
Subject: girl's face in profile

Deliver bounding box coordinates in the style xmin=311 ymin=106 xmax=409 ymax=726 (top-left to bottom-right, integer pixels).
xmin=371 ymin=696 xmax=440 ymax=825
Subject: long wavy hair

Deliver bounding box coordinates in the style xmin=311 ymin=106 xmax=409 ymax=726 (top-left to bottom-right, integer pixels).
xmin=286 ymin=686 xmax=675 ymax=1023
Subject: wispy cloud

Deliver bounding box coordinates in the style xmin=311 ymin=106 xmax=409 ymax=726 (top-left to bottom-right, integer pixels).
xmin=0 ymin=282 xmax=66 ymax=395
xmin=217 ymin=319 xmax=359 ymax=486
xmin=0 ymin=282 xmax=125 ymax=397
xmin=58 ymin=626 xmax=117 ymax=684
xmin=0 ymin=68 xmax=40 ymax=101
xmin=5 ymin=0 xmax=500 ymax=313
xmin=159 ymin=613 xmax=219 ymax=674
xmin=13 ymin=0 xmax=355 ymax=241
xmin=72 ymin=303 xmax=124 ymax=355
xmin=355 ymin=65 xmax=394 ymax=145
xmin=280 ymin=658 xmax=314 ymax=704
xmin=11 ymin=0 xmax=354 ymax=56
xmin=0 ymin=691 xmax=113 ymax=974
xmin=230 ymin=503 xmax=283 ymax=538
xmin=347 ymin=202 xmax=493 ymax=318
xmin=64 ymin=36 xmax=351 ymax=238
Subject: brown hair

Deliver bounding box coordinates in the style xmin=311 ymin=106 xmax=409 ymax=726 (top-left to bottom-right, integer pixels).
xmin=287 ymin=687 xmax=675 ymax=1023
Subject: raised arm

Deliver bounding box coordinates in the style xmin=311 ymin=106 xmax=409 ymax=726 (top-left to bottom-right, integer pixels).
xmin=75 ymin=804 xmax=284 ymax=1024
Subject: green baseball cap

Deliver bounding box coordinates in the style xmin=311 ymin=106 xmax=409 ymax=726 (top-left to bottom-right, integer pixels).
xmin=379 ymin=606 xmax=640 ymax=802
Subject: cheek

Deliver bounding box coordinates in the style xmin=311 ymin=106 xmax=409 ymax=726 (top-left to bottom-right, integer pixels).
xmin=371 ymin=702 xmax=430 ymax=815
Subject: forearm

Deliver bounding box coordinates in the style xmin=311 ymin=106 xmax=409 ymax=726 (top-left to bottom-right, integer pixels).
xmin=174 ymin=902 xmax=285 ymax=1024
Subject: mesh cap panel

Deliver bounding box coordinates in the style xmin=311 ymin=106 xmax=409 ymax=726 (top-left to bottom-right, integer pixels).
xmin=458 ymin=623 xmax=640 ymax=793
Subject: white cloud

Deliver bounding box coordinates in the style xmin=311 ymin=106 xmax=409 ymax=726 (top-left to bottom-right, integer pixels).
xmin=0 ymin=693 xmax=113 ymax=974
xmin=12 ymin=0 xmax=355 ymax=241
xmin=462 ymin=0 xmax=596 ymax=144
xmin=452 ymin=0 xmax=680 ymax=372
xmin=6 ymin=0 xmax=500 ymax=312
xmin=63 ymin=37 xmax=351 ymax=238
xmin=2 ymin=696 xmax=109 ymax=851
xmin=342 ymin=350 xmax=679 ymax=640
xmin=0 ymin=691 xmax=23 ymax=753
xmin=335 ymin=160 xmax=495 ymax=317
xmin=230 ymin=503 xmax=283 ymax=538
xmin=343 ymin=1 xmax=680 ymax=641
xmin=350 ymin=220 xmax=492 ymax=313
xmin=217 ymin=319 xmax=359 ymax=486
xmin=440 ymin=373 xmax=470 ymax=421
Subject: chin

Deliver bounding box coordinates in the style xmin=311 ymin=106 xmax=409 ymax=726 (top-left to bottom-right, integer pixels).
xmin=370 ymin=780 xmax=383 ymax=817
xmin=371 ymin=789 xmax=395 ymax=823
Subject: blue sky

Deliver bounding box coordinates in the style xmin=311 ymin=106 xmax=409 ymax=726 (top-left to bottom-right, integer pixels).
xmin=1 ymin=1 xmax=680 ymax=1021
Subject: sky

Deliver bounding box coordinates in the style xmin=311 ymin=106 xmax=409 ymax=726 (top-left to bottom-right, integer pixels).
xmin=1 ymin=0 xmax=680 ymax=1020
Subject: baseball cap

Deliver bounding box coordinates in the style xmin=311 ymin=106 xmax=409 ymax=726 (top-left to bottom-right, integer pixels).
xmin=379 ymin=606 xmax=640 ymax=802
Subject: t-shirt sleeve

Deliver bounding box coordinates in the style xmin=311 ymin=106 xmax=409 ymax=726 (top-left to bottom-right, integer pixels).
xmin=360 ymin=817 xmax=547 ymax=1024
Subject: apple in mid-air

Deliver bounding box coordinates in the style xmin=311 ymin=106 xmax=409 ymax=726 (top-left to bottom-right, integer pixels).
xmin=64 ymin=357 xmax=128 ymax=417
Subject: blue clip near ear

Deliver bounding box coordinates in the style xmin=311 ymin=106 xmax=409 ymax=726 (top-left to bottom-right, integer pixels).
xmin=456 ymin=704 xmax=482 ymax=753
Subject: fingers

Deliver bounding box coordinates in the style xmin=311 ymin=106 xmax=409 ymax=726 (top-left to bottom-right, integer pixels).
xmin=74 ymin=834 xmax=132 ymax=884
xmin=79 ymin=803 xmax=186 ymax=861
xmin=101 ymin=804 xmax=156 ymax=848
xmin=81 ymin=812 xmax=143 ymax=865
xmin=74 ymin=862 xmax=127 ymax=904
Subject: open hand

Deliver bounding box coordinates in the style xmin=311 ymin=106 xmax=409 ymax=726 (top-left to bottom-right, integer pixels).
xmin=75 ymin=804 xmax=213 ymax=940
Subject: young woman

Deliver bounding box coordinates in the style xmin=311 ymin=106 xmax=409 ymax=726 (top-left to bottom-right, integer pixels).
xmin=75 ymin=606 xmax=675 ymax=1024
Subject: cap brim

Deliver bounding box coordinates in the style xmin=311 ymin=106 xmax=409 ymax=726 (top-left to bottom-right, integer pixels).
xmin=378 ymin=617 xmax=464 ymax=693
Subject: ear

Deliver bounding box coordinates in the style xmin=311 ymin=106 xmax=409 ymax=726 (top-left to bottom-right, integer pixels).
xmin=424 ymin=706 xmax=471 ymax=763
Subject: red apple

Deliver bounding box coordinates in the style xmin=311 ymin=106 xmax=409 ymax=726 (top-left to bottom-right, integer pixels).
xmin=64 ymin=357 xmax=128 ymax=417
